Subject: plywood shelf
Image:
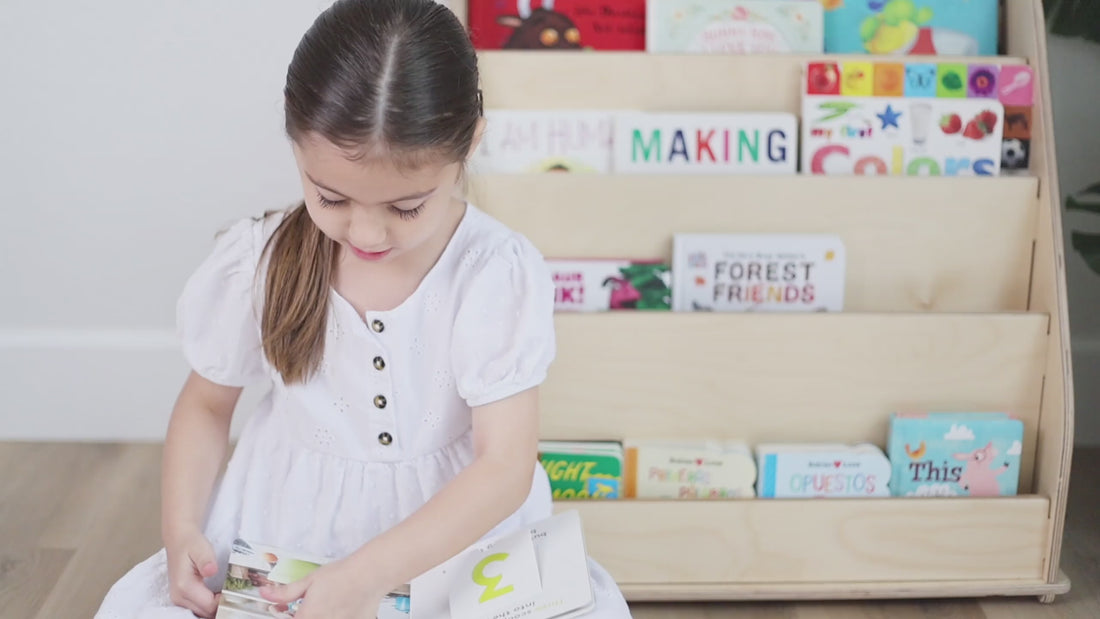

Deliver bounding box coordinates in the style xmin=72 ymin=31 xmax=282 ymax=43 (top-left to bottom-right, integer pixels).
xmin=472 ymin=174 xmax=1039 ymax=312
xmin=468 ymin=0 xmax=1074 ymax=605
xmin=552 ymin=496 xmax=1050 ymax=585
xmin=478 ymin=51 xmax=1030 ymax=113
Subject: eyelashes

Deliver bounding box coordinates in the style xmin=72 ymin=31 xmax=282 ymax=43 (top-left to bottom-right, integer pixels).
xmin=315 ymin=190 xmax=424 ymax=220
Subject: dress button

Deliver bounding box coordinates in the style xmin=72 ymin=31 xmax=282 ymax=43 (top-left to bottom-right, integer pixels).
xmin=378 ymin=432 xmax=393 ymax=445
xmin=374 ymin=395 xmax=387 ymax=409
xmin=373 ymin=356 xmax=385 ymax=371
xmin=371 ymin=319 xmax=385 ymax=333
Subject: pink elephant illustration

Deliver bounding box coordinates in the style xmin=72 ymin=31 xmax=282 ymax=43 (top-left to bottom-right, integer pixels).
xmin=953 ymin=441 xmax=1009 ymax=496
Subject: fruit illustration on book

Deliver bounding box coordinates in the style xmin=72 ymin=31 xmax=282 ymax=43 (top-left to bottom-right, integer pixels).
xmin=939 ymin=113 xmax=962 ymax=135
xmin=905 ymin=441 xmax=927 ymax=459
xmin=856 ymin=0 xmax=980 ymax=55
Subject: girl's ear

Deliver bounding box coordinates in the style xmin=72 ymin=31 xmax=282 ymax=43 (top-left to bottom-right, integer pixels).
xmin=466 ymin=116 xmax=488 ymax=162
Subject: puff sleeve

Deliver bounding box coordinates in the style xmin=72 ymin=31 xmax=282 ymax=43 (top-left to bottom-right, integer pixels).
xmin=176 ymin=216 xmax=270 ymax=387
xmin=451 ymin=236 xmax=557 ymax=408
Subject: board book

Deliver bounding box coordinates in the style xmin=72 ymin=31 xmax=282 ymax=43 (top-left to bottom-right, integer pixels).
xmin=646 ymin=0 xmax=824 ymax=54
xmin=821 ymin=0 xmax=999 ymax=57
xmin=216 ymin=538 xmax=410 ymax=618
xmin=410 ymin=510 xmax=596 ymax=619
xmin=623 ymin=438 xmax=756 ymax=499
xmin=671 ymin=233 xmax=846 ymax=312
xmin=472 ymin=109 xmax=615 ymax=173
xmin=887 ymin=411 xmax=1024 ymax=497
xmin=755 ymin=443 xmax=891 ymax=499
xmin=539 ymin=440 xmax=624 ymax=498
xmin=801 ymin=60 xmax=1033 ymax=176
xmin=548 ymin=259 xmax=671 ymax=311
xmin=467 ymin=0 xmax=645 ymax=51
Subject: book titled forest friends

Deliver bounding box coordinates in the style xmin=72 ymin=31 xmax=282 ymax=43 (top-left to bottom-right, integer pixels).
xmin=887 ymin=412 xmax=1024 ymax=497
xmin=672 ymin=234 xmax=846 ymax=312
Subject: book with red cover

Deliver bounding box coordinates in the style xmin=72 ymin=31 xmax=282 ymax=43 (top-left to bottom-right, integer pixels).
xmin=467 ymin=0 xmax=645 ymax=50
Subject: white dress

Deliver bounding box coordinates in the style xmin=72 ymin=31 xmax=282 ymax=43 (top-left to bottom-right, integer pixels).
xmin=95 ymin=203 xmax=632 ymax=618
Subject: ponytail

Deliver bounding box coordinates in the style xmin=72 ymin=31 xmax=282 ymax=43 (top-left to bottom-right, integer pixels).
xmin=260 ymin=203 xmax=336 ymax=384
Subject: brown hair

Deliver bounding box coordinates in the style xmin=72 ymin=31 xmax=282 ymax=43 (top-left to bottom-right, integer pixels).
xmin=260 ymin=0 xmax=483 ymax=384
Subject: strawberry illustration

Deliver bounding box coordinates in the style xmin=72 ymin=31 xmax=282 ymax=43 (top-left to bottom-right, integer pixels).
xmin=940 ymin=113 xmax=962 ymax=135
xmin=978 ymin=110 xmax=998 ymax=134
xmin=963 ymin=119 xmax=985 ymax=140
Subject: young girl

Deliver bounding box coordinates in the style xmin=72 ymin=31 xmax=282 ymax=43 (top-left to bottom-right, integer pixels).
xmin=94 ymin=0 xmax=633 ymax=617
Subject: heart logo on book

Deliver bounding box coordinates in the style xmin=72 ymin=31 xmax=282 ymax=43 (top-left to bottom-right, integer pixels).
xmin=696 ymin=458 xmax=704 ymax=466
xmin=834 ymin=461 xmax=842 ymax=468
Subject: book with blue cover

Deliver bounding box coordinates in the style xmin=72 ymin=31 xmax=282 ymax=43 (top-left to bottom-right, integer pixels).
xmin=887 ymin=411 xmax=1024 ymax=497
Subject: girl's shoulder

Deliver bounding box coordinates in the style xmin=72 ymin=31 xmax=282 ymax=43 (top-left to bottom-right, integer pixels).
xmin=452 ymin=204 xmax=549 ymax=279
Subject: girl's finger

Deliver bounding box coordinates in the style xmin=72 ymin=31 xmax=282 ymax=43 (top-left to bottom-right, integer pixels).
xmin=260 ymin=577 xmax=310 ymax=604
xmin=178 ymin=579 xmax=217 ymax=617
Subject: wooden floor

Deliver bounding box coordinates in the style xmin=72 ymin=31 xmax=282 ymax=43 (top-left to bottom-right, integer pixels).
xmin=1 ymin=443 xmax=1097 ymax=619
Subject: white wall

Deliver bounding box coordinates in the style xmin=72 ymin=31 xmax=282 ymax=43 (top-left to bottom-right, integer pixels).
xmin=0 ymin=1 xmax=328 ymax=440
xmin=1047 ymin=34 xmax=1100 ymax=446
xmin=2 ymin=3 xmax=1098 ymax=444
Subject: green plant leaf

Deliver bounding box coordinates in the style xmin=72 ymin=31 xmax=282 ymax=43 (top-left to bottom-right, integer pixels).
xmin=1083 ymin=182 xmax=1100 ymax=196
xmin=1071 ymin=231 xmax=1100 ymax=277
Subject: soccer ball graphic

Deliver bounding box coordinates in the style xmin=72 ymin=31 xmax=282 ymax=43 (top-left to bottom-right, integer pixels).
xmin=1002 ymin=139 xmax=1028 ymax=169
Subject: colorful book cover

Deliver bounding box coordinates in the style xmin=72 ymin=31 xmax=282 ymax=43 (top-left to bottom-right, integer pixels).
xmin=802 ymin=60 xmax=1005 ymax=176
xmin=997 ymin=65 xmax=1036 ymax=175
xmin=549 ymin=259 xmax=671 ymax=311
xmin=755 ymin=443 xmax=891 ymax=498
xmin=646 ymin=0 xmax=824 ymax=53
xmin=671 ymin=233 xmax=846 ymax=312
xmin=539 ymin=440 xmax=623 ymax=499
xmin=472 ymin=110 xmax=615 ymax=174
xmin=216 ymin=538 xmax=410 ymax=618
xmin=467 ymin=0 xmax=645 ymax=50
xmin=887 ymin=412 xmax=1025 ymax=497
xmin=623 ymin=438 xmax=757 ymax=499
xmin=821 ymin=0 xmax=999 ymax=56
xmin=613 ymin=112 xmax=798 ymax=174
xmin=411 ymin=510 xmax=596 ymax=619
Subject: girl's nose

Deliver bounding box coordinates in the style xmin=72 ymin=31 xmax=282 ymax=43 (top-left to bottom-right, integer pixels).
xmin=348 ymin=207 xmax=387 ymax=248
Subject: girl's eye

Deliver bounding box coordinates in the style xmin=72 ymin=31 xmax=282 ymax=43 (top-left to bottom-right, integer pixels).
xmin=391 ymin=203 xmax=425 ymax=220
xmin=315 ymin=191 xmax=347 ymax=208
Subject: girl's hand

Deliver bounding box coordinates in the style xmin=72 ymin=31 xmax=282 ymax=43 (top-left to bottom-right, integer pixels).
xmin=164 ymin=526 xmax=220 ymax=618
xmin=259 ymin=556 xmax=385 ymax=619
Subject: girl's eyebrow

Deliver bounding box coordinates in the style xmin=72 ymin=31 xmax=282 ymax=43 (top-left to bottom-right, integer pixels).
xmin=306 ymin=172 xmax=434 ymax=203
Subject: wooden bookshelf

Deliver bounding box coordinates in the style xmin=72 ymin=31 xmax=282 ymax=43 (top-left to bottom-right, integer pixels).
xmin=463 ymin=0 xmax=1074 ymax=604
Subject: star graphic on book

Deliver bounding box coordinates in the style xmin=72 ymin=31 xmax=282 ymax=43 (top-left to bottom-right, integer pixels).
xmin=877 ymin=104 xmax=902 ymax=130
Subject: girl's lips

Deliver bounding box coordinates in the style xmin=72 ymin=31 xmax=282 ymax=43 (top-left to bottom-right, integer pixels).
xmin=350 ymin=246 xmax=391 ymax=261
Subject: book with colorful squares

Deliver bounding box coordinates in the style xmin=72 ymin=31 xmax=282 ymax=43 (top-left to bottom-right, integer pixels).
xmin=886 ymin=411 xmax=1025 ymax=497
xmin=801 ymin=59 xmax=1034 ymax=176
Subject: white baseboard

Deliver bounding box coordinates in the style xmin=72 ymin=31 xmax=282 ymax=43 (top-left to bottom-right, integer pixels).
xmin=0 ymin=329 xmax=263 ymax=442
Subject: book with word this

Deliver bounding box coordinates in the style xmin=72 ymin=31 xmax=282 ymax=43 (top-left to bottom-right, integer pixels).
xmin=755 ymin=443 xmax=891 ymax=499
xmin=623 ymin=438 xmax=756 ymax=499
xmin=887 ymin=411 xmax=1024 ymax=497
xmin=215 ymin=538 xmax=410 ymax=618
xmin=647 ymin=0 xmax=824 ymax=54
xmin=671 ymin=233 xmax=846 ymax=312
xmin=539 ymin=440 xmax=624 ymax=499
xmin=549 ymin=259 xmax=671 ymax=311
xmin=411 ymin=510 xmax=595 ymax=619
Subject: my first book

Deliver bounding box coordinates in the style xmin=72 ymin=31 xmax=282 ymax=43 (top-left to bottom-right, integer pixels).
xmin=215 ymin=538 xmax=410 ymax=618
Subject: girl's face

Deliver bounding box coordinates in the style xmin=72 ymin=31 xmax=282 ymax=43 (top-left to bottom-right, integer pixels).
xmin=291 ymin=134 xmax=466 ymax=266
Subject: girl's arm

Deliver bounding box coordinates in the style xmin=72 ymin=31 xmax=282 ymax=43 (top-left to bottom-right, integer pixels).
xmin=161 ymin=370 xmax=242 ymax=544
xmin=349 ymin=385 xmax=541 ymax=588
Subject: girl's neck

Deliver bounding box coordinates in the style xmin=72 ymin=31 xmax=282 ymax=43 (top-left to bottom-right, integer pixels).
xmin=333 ymin=198 xmax=466 ymax=315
